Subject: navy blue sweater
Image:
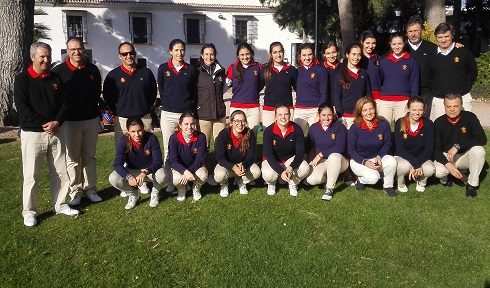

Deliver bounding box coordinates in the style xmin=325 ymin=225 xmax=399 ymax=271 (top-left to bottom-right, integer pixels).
xmin=379 ymin=53 xmax=419 ymax=101
xmin=332 ymin=67 xmax=371 ymax=117
xmin=226 ymin=61 xmax=264 ymax=108
xmin=348 ymin=119 xmax=392 ymax=164
xmin=158 ymin=60 xmax=197 ymax=113
xmin=103 ymin=65 xmax=157 ymax=117
xmin=215 ymin=128 xmax=256 ymax=170
xmin=295 ymin=63 xmax=328 ymax=107
xmin=394 ymin=117 xmax=434 ymax=168
xmin=263 ymin=121 xmax=305 ymax=174
xmin=261 ymin=64 xmax=298 ymax=109
xmin=114 ymin=133 xmax=163 ymax=179
xmin=168 ymin=131 xmax=207 ymax=174
xmin=324 ymin=62 xmax=340 ymax=104
xmin=359 ymin=54 xmax=381 ymax=99
xmin=307 ymin=120 xmax=347 ymax=158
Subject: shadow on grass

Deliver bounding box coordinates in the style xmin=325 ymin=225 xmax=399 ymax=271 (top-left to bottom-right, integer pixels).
xmin=0 ymin=138 xmax=16 ymax=144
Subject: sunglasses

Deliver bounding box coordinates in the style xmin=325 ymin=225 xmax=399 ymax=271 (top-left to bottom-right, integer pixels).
xmin=120 ymin=51 xmax=136 ymax=57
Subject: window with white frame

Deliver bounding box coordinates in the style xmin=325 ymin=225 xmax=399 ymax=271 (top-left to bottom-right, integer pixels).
xmin=233 ymin=16 xmax=257 ymax=45
xmin=129 ymin=13 xmax=152 ymax=44
xmin=184 ymin=14 xmax=205 ymax=44
xmin=63 ymin=10 xmax=87 ymax=43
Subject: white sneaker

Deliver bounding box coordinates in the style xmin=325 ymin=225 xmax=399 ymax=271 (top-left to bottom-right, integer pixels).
xmin=120 ymin=191 xmax=128 ymax=197
xmin=166 ymin=184 xmax=175 ymax=193
xmin=176 ymin=190 xmax=186 ymax=202
xmin=267 ymin=184 xmax=276 ymax=196
xmin=149 ymin=190 xmax=159 ymax=208
xmin=192 ymin=185 xmax=202 ymax=201
xmin=86 ymin=191 xmax=102 ymax=203
xmin=238 ymin=183 xmax=248 ymax=195
xmin=23 ymin=215 xmax=37 ymax=227
xmin=57 ymin=206 xmax=80 ymax=216
xmin=125 ymin=194 xmax=139 ymax=210
xmin=397 ymin=185 xmax=408 ymax=193
xmin=219 ymin=184 xmax=229 ymax=197
xmin=69 ymin=194 xmax=82 ymax=206
xmin=139 ymin=183 xmax=150 ymax=194
xmin=416 ymin=183 xmax=426 ymax=192
xmin=289 ymin=184 xmax=298 ymax=197
xmin=321 ymin=188 xmax=333 ymax=201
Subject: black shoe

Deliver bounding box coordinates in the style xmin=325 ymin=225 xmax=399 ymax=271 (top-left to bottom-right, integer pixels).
xmin=383 ymin=187 xmax=397 ymax=197
xmin=466 ymin=185 xmax=477 ymax=197
xmin=355 ymin=181 xmax=365 ymax=191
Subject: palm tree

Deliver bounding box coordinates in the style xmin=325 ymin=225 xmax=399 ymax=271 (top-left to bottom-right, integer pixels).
xmin=34 ymin=8 xmax=51 ymax=41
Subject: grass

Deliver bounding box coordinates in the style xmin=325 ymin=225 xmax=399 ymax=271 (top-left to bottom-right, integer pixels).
xmin=1 ymin=133 xmax=490 ymax=287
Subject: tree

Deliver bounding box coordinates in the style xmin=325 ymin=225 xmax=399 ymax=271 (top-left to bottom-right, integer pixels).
xmin=338 ymin=0 xmax=355 ymax=48
xmin=425 ymin=0 xmax=445 ymax=28
xmin=34 ymin=8 xmax=51 ymax=42
xmin=0 ymin=1 xmax=35 ymax=126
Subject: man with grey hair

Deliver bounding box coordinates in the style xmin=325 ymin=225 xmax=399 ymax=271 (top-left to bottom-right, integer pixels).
xmin=14 ymin=42 xmax=79 ymax=227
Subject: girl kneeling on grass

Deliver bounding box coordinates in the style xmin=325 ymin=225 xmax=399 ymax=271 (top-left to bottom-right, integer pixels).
xmin=168 ymin=113 xmax=208 ymax=202
xmin=394 ymin=97 xmax=435 ymax=192
xmin=109 ymin=117 xmax=166 ymax=210
xmin=305 ymin=103 xmax=349 ymax=201
xmin=214 ymin=110 xmax=261 ymax=197
xmin=261 ymin=105 xmax=310 ymax=197
xmin=348 ymin=97 xmax=397 ymax=197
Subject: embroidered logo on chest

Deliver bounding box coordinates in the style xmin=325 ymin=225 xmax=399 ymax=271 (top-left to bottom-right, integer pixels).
xmin=165 ymin=71 xmax=171 ymax=77
xmin=377 ymin=134 xmax=383 ymax=141
xmin=461 ymin=126 xmax=467 ymax=133
xmin=402 ymin=64 xmax=408 ymax=71
xmin=253 ymin=70 xmax=258 ymax=76
xmin=310 ymin=72 xmax=316 ymax=79
xmin=227 ymin=144 xmax=232 ymax=150
xmin=120 ymin=77 xmax=126 ymax=83
xmin=273 ymin=140 xmax=276 ymax=146
xmin=330 ymin=133 xmax=336 ymax=140
xmin=454 ymin=57 xmax=460 ymax=63
xmin=192 ymin=148 xmax=198 ymax=154
xmin=145 ymin=149 xmax=151 ymax=155
xmin=52 ymin=83 xmax=59 ymax=91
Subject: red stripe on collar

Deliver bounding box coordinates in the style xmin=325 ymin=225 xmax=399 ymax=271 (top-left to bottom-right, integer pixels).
xmin=65 ymin=58 xmax=86 ymax=71
xmin=360 ymin=119 xmax=379 ymax=131
xmin=272 ymin=122 xmax=294 ymax=138
xmin=177 ymin=130 xmax=198 ymax=145
xmin=405 ymin=118 xmax=424 ymax=137
xmin=168 ymin=59 xmax=188 ymax=76
xmin=27 ymin=65 xmax=50 ymax=79
xmin=120 ymin=64 xmax=137 ymax=76
xmin=386 ymin=52 xmax=410 ymax=63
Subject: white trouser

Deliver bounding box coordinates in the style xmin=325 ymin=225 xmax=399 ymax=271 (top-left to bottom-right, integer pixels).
xmin=198 ymin=118 xmax=226 ymax=149
xmin=108 ymin=168 xmax=166 ymax=195
xmin=172 ymin=167 xmax=208 ymax=191
xmin=434 ymin=146 xmax=486 ymax=187
xmin=376 ymin=99 xmax=408 ymax=126
xmin=350 ymin=155 xmax=397 ymax=188
xmin=261 ymin=157 xmax=310 ymax=185
xmin=305 ymin=153 xmax=349 ymax=189
xmin=293 ymin=107 xmax=318 ymax=134
xmin=394 ymin=157 xmax=435 ymax=187
xmin=160 ymin=110 xmax=182 ymax=183
xmin=214 ymin=163 xmax=261 ymax=185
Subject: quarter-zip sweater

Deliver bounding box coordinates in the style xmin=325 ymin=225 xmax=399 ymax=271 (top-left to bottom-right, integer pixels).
xmin=359 ymin=54 xmax=381 ymax=99
xmin=261 ymin=64 xmax=298 ymax=109
xmin=226 ymin=61 xmax=264 ymax=108
xmin=394 ymin=117 xmax=434 ymax=168
xmin=52 ymin=59 xmax=102 ymax=121
xmin=379 ymin=53 xmax=419 ymax=101
xmin=348 ymin=119 xmax=392 ymax=164
xmin=214 ymin=128 xmax=256 ymax=170
xmin=168 ymin=130 xmax=207 ymax=174
xmin=332 ymin=67 xmax=371 ymax=117
xmin=307 ymin=120 xmax=347 ymax=158
xmin=406 ymin=40 xmax=437 ymax=94
xmin=433 ymin=111 xmax=486 ymax=165
xmin=103 ymin=65 xmax=157 ymax=117
xmin=196 ymin=62 xmax=226 ymax=120
xmin=114 ymin=133 xmax=163 ymax=179
xmin=263 ymin=121 xmax=305 ymax=174
xmin=14 ymin=67 xmax=66 ymax=132
xmin=429 ymin=47 xmax=478 ymax=99
xmin=295 ymin=63 xmax=328 ymax=107
xmin=158 ymin=60 xmax=197 ymax=113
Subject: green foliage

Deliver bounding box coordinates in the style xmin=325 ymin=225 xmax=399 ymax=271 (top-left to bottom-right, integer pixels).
xmin=1 ymin=133 xmax=490 ymax=286
xmin=476 ymin=51 xmax=490 ymax=85
xmin=422 ymin=21 xmax=436 ymax=44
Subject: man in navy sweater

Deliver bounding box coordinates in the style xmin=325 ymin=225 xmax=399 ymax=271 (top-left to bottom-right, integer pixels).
xmin=14 ymin=42 xmax=79 ymax=227
xmin=103 ymin=42 xmax=157 ymax=148
xmin=52 ymin=37 xmax=103 ymax=206
xmin=433 ymin=94 xmax=486 ymax=197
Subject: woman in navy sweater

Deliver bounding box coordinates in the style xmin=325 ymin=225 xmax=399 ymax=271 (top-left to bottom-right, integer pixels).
xmin=293 ymin=43 xmax=328 ymax=133
xmin=168 ymin=113 xmax=208 ymax=202
xmin=214 ymin=110 xmax=261 ymax=197
xmin=348 ymin=97 xmax=397 ymax=197
xmin=359 ymin=31 xmax=381 ymax=101
xmin=109 ymin=117 xmax=166 ymax=209
xmin=226 ymin=43 xmax=264 ymax=132
xmin=260 ymin=42 xmax=298 ymax=127
xmin=158 ymin=39 xmax=197 ymax=192
xmin=378 ymin=32 xmax=420 ymax=125
xmin=261 ymin=105 xmax=310 ymax=196
xmin=305 ymin=103 xmax=348 ymax=200
xmin=394 ymin=97 xmax=435 ymax=192
xmin=332 ymin=42 xmax=371 ymax=129
xmin=322 ymin=40 xmax=340 ymax=103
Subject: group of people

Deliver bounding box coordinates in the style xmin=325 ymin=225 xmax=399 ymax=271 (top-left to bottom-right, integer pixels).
xmin=14 ymin=16 xmax=486 ymax=227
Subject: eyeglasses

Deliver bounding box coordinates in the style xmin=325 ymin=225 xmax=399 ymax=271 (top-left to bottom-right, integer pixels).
xmin=233 ymin=120 xmax=245 ymax=124
xmin=120 ymin=51 xmax=136 ymax=57
xmin=68 ymin=48 xmax=84 ymax=52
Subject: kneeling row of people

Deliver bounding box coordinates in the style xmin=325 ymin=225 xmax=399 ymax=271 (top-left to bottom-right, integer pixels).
xmin=109 ymin=94 xmax=486 ymax=209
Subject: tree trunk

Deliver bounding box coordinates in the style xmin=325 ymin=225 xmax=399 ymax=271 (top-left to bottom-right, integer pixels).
xmin=338 ymin=0 xmax=355 ymax=51
xmin=425 ymin=0 xmax=445 ymax=29
xmin=0 ymin=0 xmax=34 ymax=126
xmin=453 ymin=0 xmax=462 ymax=41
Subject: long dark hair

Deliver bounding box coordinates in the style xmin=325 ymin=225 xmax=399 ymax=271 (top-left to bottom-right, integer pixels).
xmin=124 ymin=117 xmax=145 ymax=153
xmin=318 ymin=102 xmax=338 ymax=122
xmin=340 ymin=43 xmax=362 ymax=90
xmin=399 ymin=96 xmax=425 ymax=133
xmin=388 ymin=32 xmax=406 ymax=55
xmin=230 ymin=110 xmax=251 ymax=155
xmin=321 ymin=40 xmax=338 ymax=63
xmin=264 ymin=42 xmax=284 ymax=81
xmin=296 ymin=43 xmax=316 ymax=66
xmin=235 ymin=43 xmax=255 ymax=83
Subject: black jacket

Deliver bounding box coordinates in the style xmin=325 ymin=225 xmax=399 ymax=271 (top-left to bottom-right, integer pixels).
xmin=196 ymin=62 xmax=227 ymax=121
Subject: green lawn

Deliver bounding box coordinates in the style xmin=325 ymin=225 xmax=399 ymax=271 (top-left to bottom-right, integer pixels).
xmin=0 ymin=133 xmax=489 ymax=287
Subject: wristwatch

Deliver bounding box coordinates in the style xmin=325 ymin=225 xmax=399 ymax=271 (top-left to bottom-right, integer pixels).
xmin=453 ymin=144 xmax=460 ymax=150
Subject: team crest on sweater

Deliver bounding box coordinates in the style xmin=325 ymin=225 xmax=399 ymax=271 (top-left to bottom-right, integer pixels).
xmin=165 ymin=71 xmax=171 ymax=77
xmin=461 ymin=126 xmax=467 ymax=134
xmin=52 ymin=83 xmax=59 ymax=91
xmin=192 ymin=148 xmax=198 ymax=154
xmin=330 ymin=133 xmax=336 ymax=140
xmin=310 ymin=72 xmax=316 ymax=79
xmin=273 ymin=140 xmax=276 ymax=146
xmin=145 ymin=149 xmax=151 ymax=155
xmin=227 ymin=144 xmax=232 ymax=150
xmin=402 ymin=64 xmax=408 ymax=71
xmin=253 ymin=70 xmax=258 ymax=76
xmin=120 ymin=77 xmax=126 ymax=83
xmin=377 ymin=134 xmax=383 ymax=141
xmin=454 ymin=57 xmax=460 ymax=63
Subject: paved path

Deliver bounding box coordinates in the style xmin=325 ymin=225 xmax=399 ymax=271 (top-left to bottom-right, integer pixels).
xmin=472 ymin=102 xmax=490 ymax=127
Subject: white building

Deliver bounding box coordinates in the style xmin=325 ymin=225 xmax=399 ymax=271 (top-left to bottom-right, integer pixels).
xmin=35 ymin=0 xmax=303 ymax=79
